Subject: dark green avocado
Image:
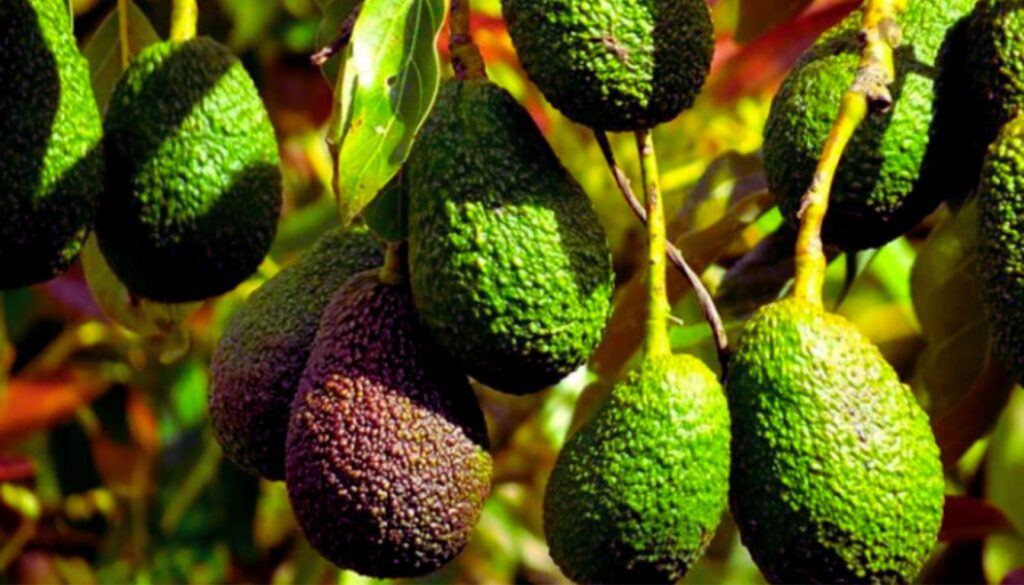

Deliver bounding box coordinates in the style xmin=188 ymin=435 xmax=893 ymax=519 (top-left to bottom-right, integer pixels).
xmin=209 ymin=225 xmax=383 ymax=480
xmin=97 ymin=37 xmax=281 ymax=302
xmin=0 ymin=0 xmax=103 ymax=288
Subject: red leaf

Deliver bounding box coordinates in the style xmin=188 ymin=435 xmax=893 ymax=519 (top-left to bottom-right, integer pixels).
xmin=939 ymin=495 xmax=1018 ymax=543
xmin=1003 ymin=568 xmax=1024 ymax=585
xmin=0 ymin=455 xmax=36 ymax=485
xmin=0 ymin=374 xmax=109 ymax=447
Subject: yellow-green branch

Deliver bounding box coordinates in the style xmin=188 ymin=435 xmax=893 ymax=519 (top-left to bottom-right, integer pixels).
xmin=792 ymin=0 xmax=906 ymax=305
xmin=636 ymin=130 xmax=671 ymax=358
xmin=449 ymin=0 xmax=485 ymax=80
xmin=169 ymin=0 xmax=198 ymax=42
xmin=379 ymin=242 xmax=408 ymax=285
xmin=117 ymin=0 xmax=131 ymax=68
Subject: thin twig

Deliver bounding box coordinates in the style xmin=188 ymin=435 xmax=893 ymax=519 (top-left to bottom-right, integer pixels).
xmin=310 ymin=3 xmax=363 ymax=66
xmin=596 ymin=131 xmax=730 ymax=375
xmin=792 ymin=0 xmax=906 ymax=305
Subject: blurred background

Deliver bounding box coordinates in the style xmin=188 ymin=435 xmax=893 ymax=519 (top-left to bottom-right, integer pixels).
xmin=1 ymin=0 xmax=1022 ymax=583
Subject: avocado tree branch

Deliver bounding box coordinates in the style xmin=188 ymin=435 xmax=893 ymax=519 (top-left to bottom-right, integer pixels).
xmin=449 ymin=0 xmax=486 ymax=80
xmin=117 ymin=0 xmax=131 ymax=68
xmin=597 ymin=131 xmax=729 ymax=374
xmin=792 ymin=0 xmax=906 ymax=306
xmin=310 ymin=2 xmax=362 ymax=66
xmin=169 ymin=0 xmax=198 ymax=42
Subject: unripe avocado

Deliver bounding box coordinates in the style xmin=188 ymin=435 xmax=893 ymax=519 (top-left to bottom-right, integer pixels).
xmin=407 ymin=78 xmax=613 ymax=395
xmin=968 ymin=0 xmax=1024 ymax=140
xmin=0 ymin=0 xmax=103 ymax=288
xmin=502 ymin=0 xmax=714 ymax=131
xmin=763 ymin=0 xmax=975 ymax=250
xmin=97 ymin=37 xmax=282 ymax=302
xmin=979 ymin=114 xmax=1024 ymax=383
xmin=285 ymin=270 xmax=492 ymax=578
xmin=727 ymin=298 xmax=945 ymax=583
xmin=544 ymin=353 xmax=730 ymax=584
xmin=209 ymin=226 xmax=383 ymax=480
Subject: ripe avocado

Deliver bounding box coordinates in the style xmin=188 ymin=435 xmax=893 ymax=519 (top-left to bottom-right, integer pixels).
xmin=285 ymin=270 xmax=492 ymax=577
xmin=502 ymin=0 xmax=714 ymax=131
xmin=209 ymin=225 xmax=383 ymax=480
xmin=407 ymin=78 xmax=614 ymax=395
xmin=726 ymin=298 xmax=945 ymax=583
xmin=0 ymin=0 xmax=103 ymax=288
xmin=97 ymin=37 xmax=281 ymax=302
xmin=544 ymin=353 xmax=730 ymax=584
xmin=763 ymin=0 xmax=976 ymax=250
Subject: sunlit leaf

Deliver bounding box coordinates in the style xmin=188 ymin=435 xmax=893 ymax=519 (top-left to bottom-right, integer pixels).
xmin=940 ymin=495 xmax=1018 ymax=543
xmin=735 ymin=0 xmax=815 ymax=43
xmin=331 ymin=0 xmax=447 ymax=224
xmin=81 ymin=1 xmax=160 ymax=111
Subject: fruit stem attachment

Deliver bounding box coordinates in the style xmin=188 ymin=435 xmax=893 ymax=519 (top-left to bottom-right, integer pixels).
xmin=117 ymin=0 xmax=131 ymax=68
xmin=380 ymin=241 xmax=408 ymax=285
xmin=792 ymin=0 xmax=906 ymax=306
xmin=169 ymin=0 xmax=198 ymax=42
xmin=636 ymin=130 xmax=671 ymax=358
xmin=598 ymin=131 xmax=729 ymax=373
xmin=449 ymin=0 xmax=486 ymax=80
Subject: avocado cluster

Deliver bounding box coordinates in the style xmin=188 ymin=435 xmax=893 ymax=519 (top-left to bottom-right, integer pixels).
xmin=98 ymin=37 xmax=282 ymax=303
xmin=726 ymin=298 xmax=945 ymax=583
xmin=209 ymin=226 xmax=383 ymax=480
xmin=502 ymin=0 xmax=714 ymax=131
xmin=544 ymin=353 xmax=730 ymax=583
xmin=407 ymin=78 xmax=614 ymax=394
xmin=762 ymin=0 xmax=976 ymax=251
xmin=0 ymin=0 xmax=103 ymax=289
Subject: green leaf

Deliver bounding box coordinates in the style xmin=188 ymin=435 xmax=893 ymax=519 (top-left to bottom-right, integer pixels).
xmin=363 ymin=171 xmax=409 ymax=242
xmin=314 ymin=0 xmax=361 ymax=84
xmin=735 ymin=0 xmax=814 ymax=43
xmin=331 ymin=0 xmax=447 ymax=225
xmin=81 ymin=1 xmax=161 ymax=111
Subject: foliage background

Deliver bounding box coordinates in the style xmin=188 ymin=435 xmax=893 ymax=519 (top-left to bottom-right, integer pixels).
xmin=1 ymin=0 xmax=1022 ymax=583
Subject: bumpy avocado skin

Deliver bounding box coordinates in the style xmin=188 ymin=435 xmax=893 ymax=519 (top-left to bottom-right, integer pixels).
xmin=98 ymin=37 xmax=281 ymax=302
xmin=969 ymin=0 xmax=1024 ymax=140
xmin=763 ymin=0 xmax=975 ymax=250
xmin=979 ymin=114 xmax=1024 ymax=383
xmin=0 ymin=0 xmax=103 ymax=288
xmin=502 ymin=0 xmax=713 ymax=131
xmin=285 ymin=271 xmax=492 ymax=578
xmin=726 ymin=298 xmax=945 ymax=584
xmin=209 ymin=226 xmax=383 ymax=481
xmin=407 ymin=79 xmax=613 ymax=395
xmin=544 ymin=353 xmax=730 ymax=584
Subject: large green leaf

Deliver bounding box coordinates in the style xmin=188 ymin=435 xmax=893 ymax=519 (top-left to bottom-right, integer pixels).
xmin=735 ymin=0 xmax=814 ymax=43
xmin=81 ymin=0 xmax=160 ymax=111
xmin=330 ymin=0 xmax=447 ymax=225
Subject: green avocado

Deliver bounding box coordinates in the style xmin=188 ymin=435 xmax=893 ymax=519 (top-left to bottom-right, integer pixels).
xmin=407 ymin=78 xmax=614 ymax=395
xmin=544 ymin=353 xmax=730 ymax=584
xmin=968 ymin=0 xmax=1024 ymax=142
xmin=209 ymin=226 xmax=383 ymax=481
xmin=97 ymin=37 xmax=281 ymax=302
xmin=0 ymin=0 xmax=103 ymax=288
xmin=763 ymin=0 xmax=976 ymax=250
xmin=978 ymin=114 xmax=1024 ymax=383
xmin=726 ymin=298 xmax=945 ymax=583
xmin=285 ymin=270 xmax=492 ymax=577
xmin=502 ymin=0 xmax=714 ymax=131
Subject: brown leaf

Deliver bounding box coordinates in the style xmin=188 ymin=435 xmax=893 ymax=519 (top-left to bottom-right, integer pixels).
xmin=940 ymin=495 xmax=1018 ymax=543
xmin=0 ymin=375 xmax=109 ymax=448
xmin=735 ymin=0 xmax=816 ymax=43
xmin=933 ymin=356 xmax=1018 ymax=468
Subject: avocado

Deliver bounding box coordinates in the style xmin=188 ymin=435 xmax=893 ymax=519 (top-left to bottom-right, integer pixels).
xmin=209 ymin=225 xmax=383 ymax=480
xmin=97 ymin=37 xmax=281 ymax=302
xmin=285 ymin=269 xmax=492 ymax=577
xmin=544 ymin=353 xmax=730 ymax=583
xmin=0 ymin=0 xmax=103 ymax=288
xmin=979 ymin=114 xmax=1024 ymax=383
xmin=502 ymin=0 xmax=714 ymax=131
xmin=407 ymin=78 xmax=614 ymax=394
xmin=763 ymin=0 xmax=976 ymax=251
xmin=726 ymin=298 xmax=945 ymax=583
xmin=968 ymin=0 xmax=1024 ymax=145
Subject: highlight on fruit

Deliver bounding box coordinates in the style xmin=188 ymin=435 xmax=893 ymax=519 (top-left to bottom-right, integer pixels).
xmin=1 ymin=0 xmax=1020 ymax=584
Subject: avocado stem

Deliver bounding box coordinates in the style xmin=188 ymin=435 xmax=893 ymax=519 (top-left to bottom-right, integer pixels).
xmin=792 ymin=0 xmax=906 ymax=306
xmin=169 ymin=0 xmax=198 ymax=42
xmin=636 ymin=130 xmax=671 ymax=358
xmin=117 ymin=0 xmax=131 ymax=68
xmin=380 ymin=241 xmax=408 ymax=285
xmin=596 ymin=131 xmax=730 ymax=374
xmin=449 ymin=0 xmax=486 ymax=80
